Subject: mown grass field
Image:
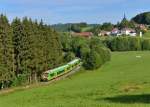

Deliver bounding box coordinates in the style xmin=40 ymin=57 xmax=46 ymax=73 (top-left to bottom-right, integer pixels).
xmin=0 ymin=51 xmax=150 ymax=107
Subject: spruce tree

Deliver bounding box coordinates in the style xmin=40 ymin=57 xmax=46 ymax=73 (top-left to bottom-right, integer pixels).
xmin=12 ymin=18 xmax=26 ymax=76
xmin=0 ymin=14 xmax=14 ymax=88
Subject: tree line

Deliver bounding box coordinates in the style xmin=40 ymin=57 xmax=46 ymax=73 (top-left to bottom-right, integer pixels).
xmin=0 ymin=14 xmax=63 ymax=89
xmin=103 ymin=36 xmax=150 ymax=51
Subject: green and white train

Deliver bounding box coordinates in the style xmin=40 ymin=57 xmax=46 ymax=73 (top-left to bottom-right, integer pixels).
xmin=41 ymin=58 xmax=81 ymax=81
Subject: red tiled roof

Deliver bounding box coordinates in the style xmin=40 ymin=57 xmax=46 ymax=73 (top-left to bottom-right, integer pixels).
xmin=121 ymin=28 xmax=135 ymax=32
xmin=111 ymin=28 xmax=119 ymax=32
xmin=73 ymin=32 xmax=93 ymax=37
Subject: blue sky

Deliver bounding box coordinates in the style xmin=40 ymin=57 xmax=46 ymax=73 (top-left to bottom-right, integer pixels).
xmin=0 ymin=0 xmax=150 ymax=24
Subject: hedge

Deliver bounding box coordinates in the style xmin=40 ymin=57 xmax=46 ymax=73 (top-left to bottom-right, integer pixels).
xmin=104 ymin=37 xmax=150 ymax=51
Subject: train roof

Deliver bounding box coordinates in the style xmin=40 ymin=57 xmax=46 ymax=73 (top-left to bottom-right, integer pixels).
xmin=44 ymin=58 xmax=80 ymax=74
xmin=45 ymin=65 xmax=68 ymax=74
xmin=67 ymin=59 xmax=80 ymax=65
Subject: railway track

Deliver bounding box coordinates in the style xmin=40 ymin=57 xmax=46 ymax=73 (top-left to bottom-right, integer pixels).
xmin=0 ymin=63 xmax=82 ymax=94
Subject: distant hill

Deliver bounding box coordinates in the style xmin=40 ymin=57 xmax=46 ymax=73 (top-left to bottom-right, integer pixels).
xmin=51 ymin=23 xmax=71 ymax=32
xmin=51 ymin=23 xmax=98 ymax=32
xmin=132 ymin=12 xmax=150 ymax=25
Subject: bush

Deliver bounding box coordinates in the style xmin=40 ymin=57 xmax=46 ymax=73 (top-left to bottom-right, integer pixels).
xmin=83 ymin=50 xmax=103 ymax=70
xmin=11 ymin=74 xmax=28 ymax=87
xmin=83 ymin=46 xmax=111 ymax=70
xmin=100 ymin=47 xmax=111 ymax=62
xmin=64 ymin=52 xmax=76 ymax=62
xmin=116 ymin=37 xmax=129 ymax=51
xmin=80 ymin=46 xmax=91 ymax=59
xmin=128 ymin=37 xmax=141 ymax=51
xmin=71 ymin=37 xmax=88 ymax=57
xmin=142 ymin=38 xmax=150 ymax=50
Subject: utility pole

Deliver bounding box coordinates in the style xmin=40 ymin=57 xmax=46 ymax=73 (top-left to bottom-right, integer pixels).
xmin=140 ymin=32 xmax=142 ymax=38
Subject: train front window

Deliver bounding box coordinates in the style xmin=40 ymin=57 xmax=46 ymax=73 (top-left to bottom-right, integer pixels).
xmin=43 ymin=73 xmax=48 ymax=77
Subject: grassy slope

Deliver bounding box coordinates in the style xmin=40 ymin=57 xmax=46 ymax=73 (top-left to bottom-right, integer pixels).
xmin=81 ymin=26 xmax=93 ymax=32
xmin=0 ymin=51 xmax=150 ymax=107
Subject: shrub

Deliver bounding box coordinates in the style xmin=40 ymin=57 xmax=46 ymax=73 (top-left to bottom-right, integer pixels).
xmin=11 ymin=74 xmax=28 ymax=87
xmin=128 ymin=37 xmax=142 ymax=51
xmin=83 ymin=46 xmax=111 ymax=70
xmin=83 ymin=50 xmax=103 ymax=70
xmin=142 ymin=38 xmax=150 ymax=50
xmin=64 ymin=52 xmax=76 ymax=62
xmin=80 ymin=46 xmax=91 ymax=59
xmin=71 ymin=37 xmax=88 ymax=57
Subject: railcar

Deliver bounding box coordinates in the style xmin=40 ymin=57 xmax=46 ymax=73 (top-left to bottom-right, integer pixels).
xmin=41 ymin=58 xmax=81 ymax=81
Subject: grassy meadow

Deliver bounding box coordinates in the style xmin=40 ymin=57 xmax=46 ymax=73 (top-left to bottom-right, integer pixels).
xmin=0 ymin=51 xmax=150 ymax=107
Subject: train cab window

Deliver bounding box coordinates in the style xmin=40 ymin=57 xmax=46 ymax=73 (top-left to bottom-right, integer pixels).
xmin=44 ymin=73 xmax=48 ymax=77
xmin=50 ymin=73 xmax=55 ymax=77
xmin=67 ymin=67 xmax=70 ymax=70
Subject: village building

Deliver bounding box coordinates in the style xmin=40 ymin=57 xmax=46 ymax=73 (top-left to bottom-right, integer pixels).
xmin=139 ymin=24 xmax=147 ymax=31
xmin=99 ymin=27 xmax=137 ymax=37
xmin=111 ymin=28 xmax=120 ymax=36
xmin=121 ymin=28 xmax=136 ymax=36
xmin=135 ymin=24 xmax=147 ymax=31
xmin=98 ymin=31 xmax=111 ymax=36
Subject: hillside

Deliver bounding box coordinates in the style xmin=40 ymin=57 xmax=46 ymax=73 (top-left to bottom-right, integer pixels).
xmin=51 ymin=23 xmax=96 ymax=32
xmin=0 ymin=51 xmax=150 ymax=107
xmin=132 ymin=12 xmax=150 ymax=25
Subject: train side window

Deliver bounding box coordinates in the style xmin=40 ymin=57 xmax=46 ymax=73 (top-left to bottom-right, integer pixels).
xmin=66 ymin=66 xmax=69 ymax=70
xmin=57 ymin=70 xmax=64 ymax=75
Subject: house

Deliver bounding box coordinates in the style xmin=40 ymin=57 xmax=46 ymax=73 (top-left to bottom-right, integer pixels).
xmin=135 ymin=24 xmax=147 ymax=31
xmin=121 ymin=28 xmax=136 ymax=36
xmin=139 ymin=24 xmax=147 ymax=31
xmin=111 ymin=28 xmax=120 ymax=36
xmin=98 ymin=31 xmax=111 ymax=36
xmin=72 ymin=32 xmax=93 ymax=38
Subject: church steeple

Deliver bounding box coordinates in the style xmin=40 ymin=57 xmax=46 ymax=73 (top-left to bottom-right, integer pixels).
xmin=120 ymin=13 xmax=129 ymax=29
xmin=123 ymin=13 xmax=127 ymax=21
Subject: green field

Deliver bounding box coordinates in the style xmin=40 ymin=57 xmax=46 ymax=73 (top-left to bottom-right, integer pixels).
xmin=0 ymin=51 xmax=150 ymax=107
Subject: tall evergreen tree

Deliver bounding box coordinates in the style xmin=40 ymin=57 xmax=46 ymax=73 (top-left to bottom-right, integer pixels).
xmin=0 ymin=14 xmax=14 ymax=88
xmin=12 ymin=18 xmax=26 ymax=76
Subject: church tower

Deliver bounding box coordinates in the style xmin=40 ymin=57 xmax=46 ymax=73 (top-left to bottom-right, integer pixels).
xmin=123 ymin=13 xmax=127 ymax=21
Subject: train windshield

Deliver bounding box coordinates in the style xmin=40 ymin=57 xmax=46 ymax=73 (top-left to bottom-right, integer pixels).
xmin=50 ymin=73 xmax=55 ymax=77
xmin=43 ymin=73 xmax=48 ymax=77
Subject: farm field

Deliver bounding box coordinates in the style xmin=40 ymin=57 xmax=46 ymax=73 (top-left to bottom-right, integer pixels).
xmin=0 ymin=51 xmax=150 ymax=107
